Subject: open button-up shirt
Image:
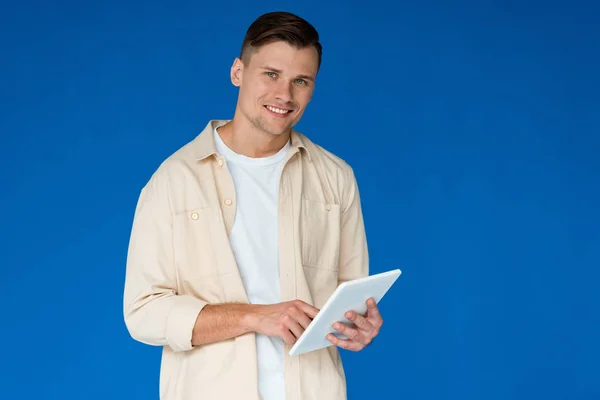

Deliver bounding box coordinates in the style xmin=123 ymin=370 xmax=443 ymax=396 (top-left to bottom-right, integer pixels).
xmin=123 ymin=120 xmax=369 ymax=400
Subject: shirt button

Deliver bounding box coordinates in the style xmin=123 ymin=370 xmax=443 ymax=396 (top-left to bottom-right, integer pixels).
xmin=191 ymin=211 xmax=199 ymax=220
xmin=326 ymin=204 xmax=331 ymax=211
xmin=224 ymin=198 xmax=232 ymax=206
xmin=217 ymin=159 xmax=224 ymax=167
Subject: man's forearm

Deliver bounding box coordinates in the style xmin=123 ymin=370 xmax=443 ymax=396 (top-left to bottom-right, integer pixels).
xmin=191 ymin=303 xmax=260 ymax=346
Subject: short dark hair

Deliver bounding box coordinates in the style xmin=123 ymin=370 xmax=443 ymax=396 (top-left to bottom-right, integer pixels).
xmin=239 ymin=11 xmax=322 ymax=70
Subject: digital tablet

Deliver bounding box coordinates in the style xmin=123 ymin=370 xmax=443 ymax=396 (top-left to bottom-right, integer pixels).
xmin=289 ymin=268 xmax=402 ymax=356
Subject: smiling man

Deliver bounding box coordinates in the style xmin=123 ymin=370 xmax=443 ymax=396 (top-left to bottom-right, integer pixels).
xmin=123 ymin=11 xmax=383 ymax=400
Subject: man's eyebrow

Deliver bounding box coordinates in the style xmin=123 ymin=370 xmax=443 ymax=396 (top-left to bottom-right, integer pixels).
xmin=260 ymin=65 xmax=282 ymax=73
xmin=295 ymin=74 xmax=315 ymax=82
xmin=260 ymin=65 xmax=315 ymax=82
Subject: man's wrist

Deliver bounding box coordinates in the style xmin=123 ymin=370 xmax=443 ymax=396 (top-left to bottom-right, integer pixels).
xmin=242 ymin=304 xmax=262 ymax=334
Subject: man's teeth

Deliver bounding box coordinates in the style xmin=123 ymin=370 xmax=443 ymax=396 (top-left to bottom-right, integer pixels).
xmin=266 ymin=105 xmax=290 ymax=114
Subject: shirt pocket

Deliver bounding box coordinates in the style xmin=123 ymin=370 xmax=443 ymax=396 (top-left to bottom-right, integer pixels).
xmin=299 ymin=198 xmax=341 ymax=271
xmin=172 ymin=206 xmax=221 ymax=280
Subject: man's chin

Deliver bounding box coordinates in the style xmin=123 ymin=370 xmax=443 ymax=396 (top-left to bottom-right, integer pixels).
xmin=254 ymin=119 xmax=292 ymax=137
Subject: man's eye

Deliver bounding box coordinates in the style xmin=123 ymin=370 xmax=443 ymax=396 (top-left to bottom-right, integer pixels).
xmin=266 ymin=72 xmax=277 ymax=78
xmin=295 ymin=79 xmax=306 ymax=85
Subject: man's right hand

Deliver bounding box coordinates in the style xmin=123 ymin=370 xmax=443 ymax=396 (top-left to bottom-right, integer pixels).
xmin=248 ymin=300 xmax=320 ymax=345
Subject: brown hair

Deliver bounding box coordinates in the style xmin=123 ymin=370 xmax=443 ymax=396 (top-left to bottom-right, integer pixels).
xmin=239 ymin=11 xmax=323 ymax=70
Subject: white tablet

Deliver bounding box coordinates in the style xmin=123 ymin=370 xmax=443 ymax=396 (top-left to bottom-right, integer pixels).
xmin=289 ymin=268 xmax=402 ymax=357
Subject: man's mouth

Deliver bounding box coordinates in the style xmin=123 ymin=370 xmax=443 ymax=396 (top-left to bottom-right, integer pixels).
xmin=264 ymin=105 xmax=294 ymax=115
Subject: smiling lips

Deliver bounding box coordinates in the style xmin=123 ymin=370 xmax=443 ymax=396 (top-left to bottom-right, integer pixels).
xmin=265 ymin=104 xmax=293 ymax=117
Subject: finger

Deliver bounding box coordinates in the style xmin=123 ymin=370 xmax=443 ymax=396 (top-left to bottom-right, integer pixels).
xmin=276 ymin=322 xmax=297 ymax=345
xmin=345 ymin=310 xmax=370 ymax=331
xmin=326 ymin=334 xmax=363 ymax=352
xmin=298 ymin=313 xmax=314 ymax=330
xmin=366 ymin=298 xmax=381 ymax=319
xmin=289 ymin=307 xmax=314 ymax=330
xmin=333 ymin=322 xmax=360 ymax=341
xmin=295 ymin=300 xmax=320 ymax=319
xmin=282 ymin=315 xmax=304 ymax=339
xmin=366 ymin=298 xmax=384 ymax=329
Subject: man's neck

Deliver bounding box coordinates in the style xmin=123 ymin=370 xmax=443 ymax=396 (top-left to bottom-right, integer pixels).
xmin=217 ymin=116 xmax=290 ymax=158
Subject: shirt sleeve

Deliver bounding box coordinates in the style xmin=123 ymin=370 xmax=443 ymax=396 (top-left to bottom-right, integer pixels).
xmin=337 ymin=165 xmax=369 ymax=285
xmin=123 ymin=168 xmax=208 ymax=352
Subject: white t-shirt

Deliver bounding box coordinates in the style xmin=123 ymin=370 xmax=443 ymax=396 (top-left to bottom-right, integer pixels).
xmin=213 ymin=125 xmax=289 ymax=400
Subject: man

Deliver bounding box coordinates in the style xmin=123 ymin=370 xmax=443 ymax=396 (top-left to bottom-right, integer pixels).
xmin=123 ymin=11 xmax=383 ymax=400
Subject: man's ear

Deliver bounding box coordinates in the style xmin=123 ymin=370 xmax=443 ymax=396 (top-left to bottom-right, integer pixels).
xmin=230 ymin=58 xmax=243 ymax=87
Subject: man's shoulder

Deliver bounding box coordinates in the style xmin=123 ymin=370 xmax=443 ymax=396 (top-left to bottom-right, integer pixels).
xmin=149 ymin=120 xmax=220 ymax=177
xmin=295 ymin=130 xmax=355 ymax=176
xmin=162 ymin=137 xmax=201 ymax=166
xmin=139 ymin=123 xmax=216 ymax=192
xmin=148 ymin=136 xmax=200 ymax=179
xmin=295 ymin=130 xmax=360 ymax=210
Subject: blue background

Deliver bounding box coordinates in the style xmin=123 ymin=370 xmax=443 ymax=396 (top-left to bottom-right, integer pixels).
xmin=1 ymin=0 xmax=599 ymax=399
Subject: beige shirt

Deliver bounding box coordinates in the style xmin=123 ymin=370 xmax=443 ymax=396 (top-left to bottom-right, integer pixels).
xmin=123 ymin=120 xmax=369 ymax=400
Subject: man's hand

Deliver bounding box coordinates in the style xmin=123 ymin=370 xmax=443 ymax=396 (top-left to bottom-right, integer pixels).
xmin=248 ymin=300 xmax=320 ymax=345
xmin=326 ymin=297 xmax=383 ymax=351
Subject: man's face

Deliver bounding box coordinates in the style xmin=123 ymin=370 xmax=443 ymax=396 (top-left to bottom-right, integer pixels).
xmin=231 ymin=41 xmax=319 ymax=137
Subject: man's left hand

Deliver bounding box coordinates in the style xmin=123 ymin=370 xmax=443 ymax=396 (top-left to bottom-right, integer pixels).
xmin=326 ymin=297 xmax=383 ymax=351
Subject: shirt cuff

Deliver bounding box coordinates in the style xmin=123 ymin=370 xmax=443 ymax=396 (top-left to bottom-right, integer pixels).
xmin=166 ymin=295 xmax=208 ymax=352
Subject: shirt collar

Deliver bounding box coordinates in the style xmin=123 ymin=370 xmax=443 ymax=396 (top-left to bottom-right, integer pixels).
xmin=192 ymin=120 xmax=312 ymax=162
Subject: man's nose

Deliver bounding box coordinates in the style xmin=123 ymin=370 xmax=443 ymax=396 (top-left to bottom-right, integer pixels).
xmin=274 ymin=81 xmax=293 ymax=104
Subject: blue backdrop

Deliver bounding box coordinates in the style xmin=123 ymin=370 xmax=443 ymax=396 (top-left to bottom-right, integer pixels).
xmin=1 ymin=1 xmax=599 ymax=399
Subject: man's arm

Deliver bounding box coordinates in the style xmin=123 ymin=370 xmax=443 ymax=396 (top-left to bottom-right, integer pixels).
xmin=123 ymin=169 xmax=318 ymax=350
xmin=327 ymin=164 xmax=382 ymax=351
xmin=123 ymin=168 xmax=208 ymax=352
xmin=190 ymin=303 xmax=255 ymax=346
xmin=191 ymin=300 xmax=319 ymax=346
xmin=337 ymin=165 xmax=369 ymax=285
